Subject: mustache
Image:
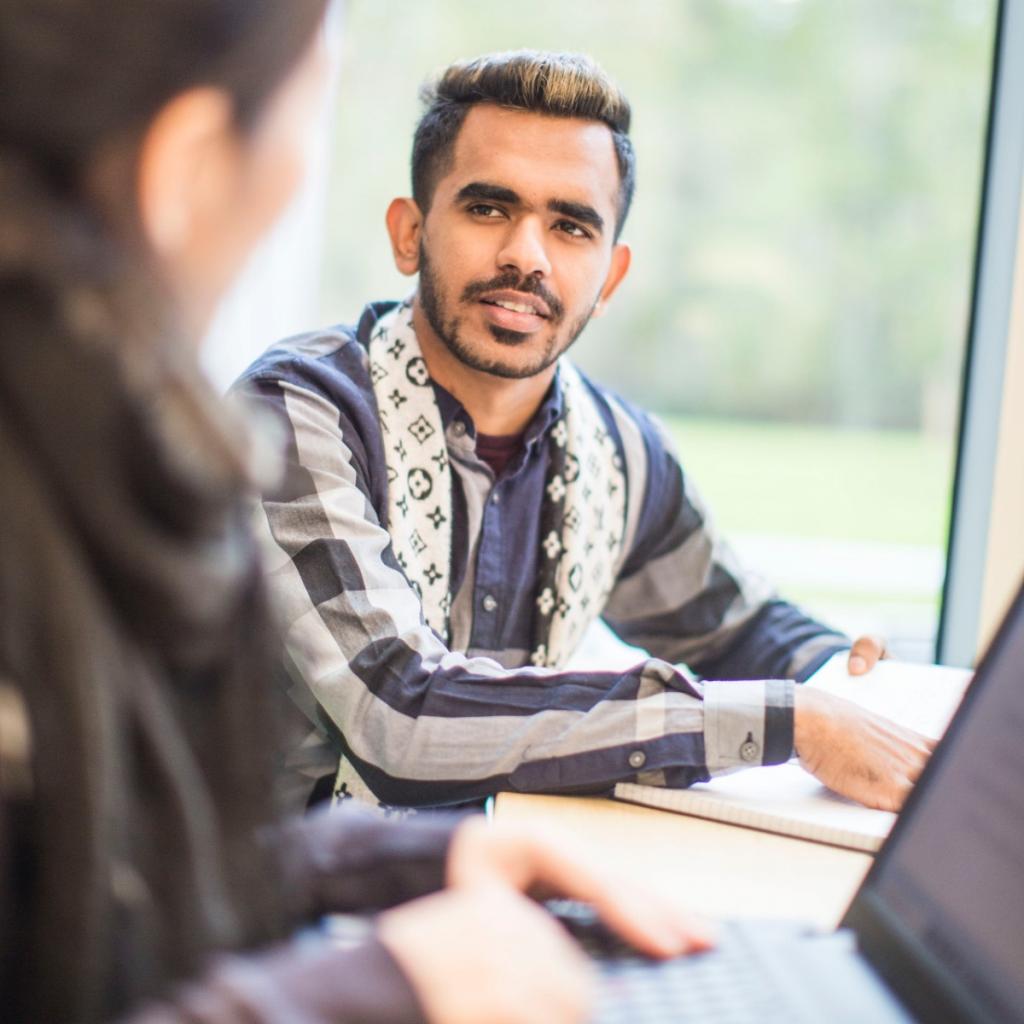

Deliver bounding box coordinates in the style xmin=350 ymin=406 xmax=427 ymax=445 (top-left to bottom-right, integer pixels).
xmin=460 ymin=272 xmax=565 ymax=322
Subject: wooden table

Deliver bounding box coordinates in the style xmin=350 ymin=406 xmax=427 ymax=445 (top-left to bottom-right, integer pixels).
xmin=495 ymin=792 xmax=873 ymax=930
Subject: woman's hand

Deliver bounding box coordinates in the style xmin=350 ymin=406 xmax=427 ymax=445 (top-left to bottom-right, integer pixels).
xmin=378 ymin=884 xmax=593 ymax=1024
xmin=447 ymin=816 xmax=713 ymax=958
xmin=379 ymin=815 xmax=713 ymax=1024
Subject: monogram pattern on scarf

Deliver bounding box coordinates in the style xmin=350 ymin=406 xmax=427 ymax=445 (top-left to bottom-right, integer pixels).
xmin=334 ymin=300 xmax=626 ymax=807
xmin=368 ymin=301 xmax=454 ymax=640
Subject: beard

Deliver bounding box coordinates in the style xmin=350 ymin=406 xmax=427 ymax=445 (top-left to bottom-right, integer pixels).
xmin=417 ymin=243 xmax=597 ymax=380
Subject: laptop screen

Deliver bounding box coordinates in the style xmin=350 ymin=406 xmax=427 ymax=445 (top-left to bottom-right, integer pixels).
xmin=853 ymin=586 xmax=1024 ymax=1022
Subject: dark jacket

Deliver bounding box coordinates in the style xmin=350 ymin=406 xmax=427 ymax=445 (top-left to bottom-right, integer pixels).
xmin=0 ymin=284 xmax=451 ymax=1023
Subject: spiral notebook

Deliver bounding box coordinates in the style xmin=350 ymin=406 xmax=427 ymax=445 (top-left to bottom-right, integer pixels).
xmin=614 ymin=656 xmax=971 ymax=852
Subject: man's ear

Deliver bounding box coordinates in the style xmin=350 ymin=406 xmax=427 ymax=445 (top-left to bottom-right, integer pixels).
xmin=592 ymin=242 xmax=631 ymax=318
xmin=386 ymin=197 xmax=423 ymax=276
xmin=137 ymin=87 xmax=236 ymax=258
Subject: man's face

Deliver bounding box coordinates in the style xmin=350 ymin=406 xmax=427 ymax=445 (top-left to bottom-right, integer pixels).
xmin=415 ymin=104 xmax=628 ymax=380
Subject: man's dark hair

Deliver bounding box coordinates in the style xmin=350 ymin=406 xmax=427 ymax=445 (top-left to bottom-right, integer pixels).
xmin=412 ymin=50 xmax=636 ymax=239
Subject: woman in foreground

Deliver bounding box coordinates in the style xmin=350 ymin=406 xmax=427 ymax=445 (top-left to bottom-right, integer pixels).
xmin=0 ymin=2 xmax=708 ymax=1022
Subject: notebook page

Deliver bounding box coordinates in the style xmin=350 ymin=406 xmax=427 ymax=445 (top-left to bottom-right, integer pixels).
xmin=805 ymin=654 xmax=972 ymax=738
xmin=614 ymin=659 xmax=972 ymax=850
xmin=616 ymin=765 xmax=893 ymax=852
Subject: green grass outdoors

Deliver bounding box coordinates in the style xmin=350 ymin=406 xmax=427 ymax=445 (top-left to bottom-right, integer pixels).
xmin=658 ymin=418 xmax=954 ymax=645
xmin=661 ymin=416 xmax=954 ymax=549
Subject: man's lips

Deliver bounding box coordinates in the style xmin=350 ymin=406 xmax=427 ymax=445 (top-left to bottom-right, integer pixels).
xmin=477 ymin=289 xmax=552 ymax=318
xmin=476 ymin=290 xmax=552 ymax=334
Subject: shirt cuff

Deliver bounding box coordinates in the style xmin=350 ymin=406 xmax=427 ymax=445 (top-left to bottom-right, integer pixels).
xmin=703 ymin=679 xmax=794 ymax=773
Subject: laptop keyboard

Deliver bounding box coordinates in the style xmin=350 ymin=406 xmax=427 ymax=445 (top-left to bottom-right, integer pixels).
xmin=549 ymin=901 xmax=839 ymax=1024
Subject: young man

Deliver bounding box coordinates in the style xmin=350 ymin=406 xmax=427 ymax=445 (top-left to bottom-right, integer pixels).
xmin=237 ymin=51 xmax=931 ymax=813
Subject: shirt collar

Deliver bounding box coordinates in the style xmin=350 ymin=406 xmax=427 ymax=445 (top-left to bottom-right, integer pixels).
xmin=434 ymin=363 xmax=567 ymax=447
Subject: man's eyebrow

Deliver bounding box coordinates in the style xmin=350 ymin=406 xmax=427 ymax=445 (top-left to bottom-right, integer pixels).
xmin=455 ymin=182 xmax=605 ymax=235
xmin=548 ymin=199 xmax=604 ymax=235
xmin=455 ymin=182 xmax=521 ymax=206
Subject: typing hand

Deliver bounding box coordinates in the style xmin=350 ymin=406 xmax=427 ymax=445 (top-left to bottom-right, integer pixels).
xmin=446 ymin=817 xmax=713 ymax=959
xmin=378 ymin=885 xmax=593 ymax=1024
xmin=846 ymin=634 xmax=888 ymax=675
xmin=794 ymin=687 xmax=936 ymax=810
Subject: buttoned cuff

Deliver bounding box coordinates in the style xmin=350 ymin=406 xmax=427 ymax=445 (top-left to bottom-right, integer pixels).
xmin=703 ymin=679 xmax=794 ymax=773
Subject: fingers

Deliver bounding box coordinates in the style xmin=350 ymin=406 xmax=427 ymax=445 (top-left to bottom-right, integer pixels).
xmin=379 ymin=887 xmax=594 ymax=1024
xmin=861 ymin=783 xmax=908 ymax=812
xmin=448 ymin=819 xmax=712 ymax=959
xmin=901 ymin=729 xmax=935 ymax=783
xmin=512 ymin=832 xmax=714 ymax=958
xmin=848 ymin=634 xmax=887 ymax=675
xmin=858 ymin=745 xmax=919 ymax=811
xmin=580 ymin=877 xmax=716 ymax=958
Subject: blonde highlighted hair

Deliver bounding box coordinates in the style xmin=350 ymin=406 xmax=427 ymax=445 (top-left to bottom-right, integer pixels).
xmin=412 ymin=50 xmax=636 ymax=237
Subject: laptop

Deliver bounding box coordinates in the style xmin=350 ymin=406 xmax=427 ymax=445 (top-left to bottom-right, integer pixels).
xmin=562 ymin=579 xmax=1024 ymax=1023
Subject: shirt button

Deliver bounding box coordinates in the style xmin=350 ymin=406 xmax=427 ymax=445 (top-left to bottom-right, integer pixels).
xmin=628 ymin=750 xmax=646 ymax=769
xmin=490 ymin=491 xmax=501 ymax=505
xmin=482 ymin=594 xmax=498 ymax=613
xmin=451 ymin=421 xmax=467 ymax=438
xmin=739 ymin=733 xmax=760 ymax=763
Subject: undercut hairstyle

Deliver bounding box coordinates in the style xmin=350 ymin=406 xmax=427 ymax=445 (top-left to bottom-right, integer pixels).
xmin=412 ymin=50 xmax=636 ymax=239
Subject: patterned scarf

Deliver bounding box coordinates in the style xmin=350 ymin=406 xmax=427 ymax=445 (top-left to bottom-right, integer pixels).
xmin=334 ymin=300 xmax=628 ymax=807
xmin=369 ymin=299 xmax=627 ymax=668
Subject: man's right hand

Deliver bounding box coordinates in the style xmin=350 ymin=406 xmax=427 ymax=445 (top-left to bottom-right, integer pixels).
xmin=794 ymin=687 xmax=936 ymax=811
xmin=378 ymin=885 xmax=593 ymax=1024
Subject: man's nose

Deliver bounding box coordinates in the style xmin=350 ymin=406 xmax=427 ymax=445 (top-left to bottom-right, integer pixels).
xmin=496 ymin=216 xmax=552 ymax=279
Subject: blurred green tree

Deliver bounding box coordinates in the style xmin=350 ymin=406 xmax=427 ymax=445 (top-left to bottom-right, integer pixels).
xmin=321 ymin=0 xmax=995 ymax=433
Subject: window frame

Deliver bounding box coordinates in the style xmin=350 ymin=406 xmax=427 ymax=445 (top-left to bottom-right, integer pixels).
xmin=938 ymin=0 xmax=1024 ymax=666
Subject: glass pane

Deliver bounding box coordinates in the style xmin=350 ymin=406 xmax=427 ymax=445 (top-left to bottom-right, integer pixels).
xmin=321 ymin=0 xmax=997 ymax=661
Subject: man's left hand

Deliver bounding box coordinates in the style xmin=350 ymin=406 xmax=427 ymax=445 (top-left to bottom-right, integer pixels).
xmin=847 ymin=634 xmax=887 ymax=676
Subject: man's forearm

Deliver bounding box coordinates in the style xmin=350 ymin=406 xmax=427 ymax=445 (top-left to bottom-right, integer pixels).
xmin=244 ymin=374 xmax=797 ymax=804
xmin=288 ymin=631 xmax=716 ymax=804
xmin=283 ymin=626 xmax=795 ymax=805
xmin=689 ymin=600 xmax=848 ymax=682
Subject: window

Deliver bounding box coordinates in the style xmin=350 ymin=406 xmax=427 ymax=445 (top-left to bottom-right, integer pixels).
xmin=320 ymin=0 xmax=998 ymax=660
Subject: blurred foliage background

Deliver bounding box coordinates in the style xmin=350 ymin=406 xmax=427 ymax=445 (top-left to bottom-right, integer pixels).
xmin=319 ymin=0 xmax=997 ymax=656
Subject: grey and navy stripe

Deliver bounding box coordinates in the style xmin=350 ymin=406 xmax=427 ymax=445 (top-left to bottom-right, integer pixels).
xmin=235 ymin=301 xmax=846 ymax=809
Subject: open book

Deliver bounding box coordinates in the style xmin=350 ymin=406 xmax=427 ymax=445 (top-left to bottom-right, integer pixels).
xmin=614 ymin=654 xmax=972 ymax=853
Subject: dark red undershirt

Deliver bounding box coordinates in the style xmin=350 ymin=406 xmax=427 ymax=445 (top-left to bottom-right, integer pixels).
xmin=475 ymin=431 xmax=524 ymax=478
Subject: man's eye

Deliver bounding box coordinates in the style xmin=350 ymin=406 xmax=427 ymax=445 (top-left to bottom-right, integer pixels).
xmin=556 ymin=220 xmax=590 ymax=239
xmin=468 ymin=204 xmax=504 ymax=218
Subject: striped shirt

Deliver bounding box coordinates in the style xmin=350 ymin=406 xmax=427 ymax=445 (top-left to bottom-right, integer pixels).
xmin=236 ymin=301 xmax=848 ymax=809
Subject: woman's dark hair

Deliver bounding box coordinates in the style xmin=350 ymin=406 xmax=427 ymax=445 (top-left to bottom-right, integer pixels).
xmin=0 ymin=0 xmax=328 ymax=309
xmin=0 ymin=0 xmax=326 ymax=175
xmin=0 ymin=4 xmax=328 ymax=1021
